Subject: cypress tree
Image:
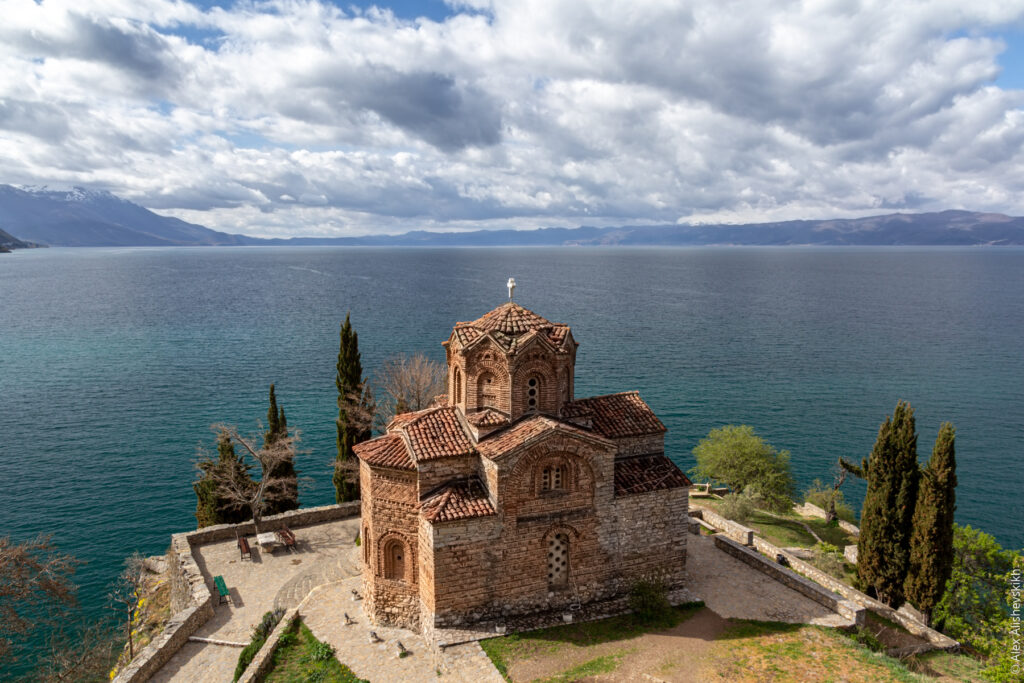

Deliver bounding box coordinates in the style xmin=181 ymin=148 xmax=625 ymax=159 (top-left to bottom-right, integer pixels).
xmin=856 ymin=400 xmax=920 ymax=607
xmin=262 ymin=384 xmax=299 ymax=515
xmin=194 ymin=432 xmax=253 ymax=527
xmin=905 ymin=422 xmax=957 ymax=624
xmin=265 ymin=383 xmax=281 ymax=447
xmin=334 ymin=313 xmax=371 ymax=502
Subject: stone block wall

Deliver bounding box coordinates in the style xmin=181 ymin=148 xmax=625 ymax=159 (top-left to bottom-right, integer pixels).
xmin=363 ymin=465 xmax=420 ymax=630
xmin=417 ymin=455 xmax=479 ymax=499
xmin=714 ymin=535 xmax=865 ymax=626
xmin=748 ymin=536 xmax=956 ymax=650
xmin=612 ymin=486 xmax=688 ymax=589
xmin=691 ymin=505 xmax=755 ymax=545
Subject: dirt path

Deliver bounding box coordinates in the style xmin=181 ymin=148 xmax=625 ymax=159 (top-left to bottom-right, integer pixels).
xmin=507 ymin=607 xmax=728 ymax=683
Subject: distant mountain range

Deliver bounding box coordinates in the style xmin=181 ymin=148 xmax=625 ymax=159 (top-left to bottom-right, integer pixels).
xmin=2 ymin=184 xmax=1023 ymax=248
xmin=0 ymin=226 xmax=43 ymax=252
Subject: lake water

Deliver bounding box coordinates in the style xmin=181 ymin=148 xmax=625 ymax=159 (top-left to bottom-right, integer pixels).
xmin=1 ymin=246 xmax=1022 ymax=673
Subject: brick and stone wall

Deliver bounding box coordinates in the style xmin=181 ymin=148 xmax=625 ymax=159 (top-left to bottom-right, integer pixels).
xmin=612 ymin=486 xmax=688 ymax=589
xmin=362 ymin=463 xmax=421 ymax=630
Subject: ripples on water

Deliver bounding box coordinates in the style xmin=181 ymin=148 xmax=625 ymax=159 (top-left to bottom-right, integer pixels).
xmin=1 ymin=245 xmax=1022 ymax=669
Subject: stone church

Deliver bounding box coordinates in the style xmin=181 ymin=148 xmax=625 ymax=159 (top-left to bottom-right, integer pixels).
xmin=354 ymin=295 xmax=691 ymax=637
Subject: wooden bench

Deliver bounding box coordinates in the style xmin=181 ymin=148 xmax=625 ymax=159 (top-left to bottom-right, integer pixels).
xmin=237 ymin=535 xmax=251 ymax=561
xmin=213 ymin=575 xmax=231 ymax=605
xmin=277 ymin=526 xmax=297 ymax=552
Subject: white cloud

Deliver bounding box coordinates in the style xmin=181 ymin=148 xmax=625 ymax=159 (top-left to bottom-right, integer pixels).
xmin=1 ymin=0 xmax=1023 ymax=236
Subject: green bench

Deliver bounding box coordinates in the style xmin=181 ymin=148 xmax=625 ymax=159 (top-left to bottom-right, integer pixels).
xmin=213 ymin=575 xmax=231 ymax=605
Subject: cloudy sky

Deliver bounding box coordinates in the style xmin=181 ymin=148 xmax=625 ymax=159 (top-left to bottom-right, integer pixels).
xmin=2 ymin=0 xmax=1024 ymax=237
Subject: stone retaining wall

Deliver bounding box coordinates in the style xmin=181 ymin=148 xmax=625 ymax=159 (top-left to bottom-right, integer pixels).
xmin=114 ymin=536 xmax=214 ymax=683
xmin=713 ymin=536 xmax=865 ymax=626
xmin=748 ymin=536 xmax=956 ymax=651
xmin=690 ymin=505 xmax=754 ymax=545
xmin=237 ymin=607 xmax=301 ymax=683
xmin=792 ymin=502 xmax=860 ymax=536
xmin=113 ymin=503 xmax=360 ymax=683
xmin=186 ymin=502 xmax=362 ymax=545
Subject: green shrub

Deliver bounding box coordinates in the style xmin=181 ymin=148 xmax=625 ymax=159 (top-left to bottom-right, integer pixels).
xmin=849 ymin=626 xmax=885 ymax=653
xmin=234 ymin=637 xmax=265 ymax=681
xmin=628 ymin=579 xmax=674 ymax=627
xmin=808 ymin=542 xmax=847 ymax=578
xmin=233 ymin=609 xmax=286 ymax=681
xmin=719 ymin=491 xmax=757 ymax=523
xmin=306 ymin=640 xmax=335 ymax=663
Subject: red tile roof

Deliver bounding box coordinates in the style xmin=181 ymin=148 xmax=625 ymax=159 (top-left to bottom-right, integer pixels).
xmin=477 ymin=415 xmax=610 ymax=459
xmin=561 ymin=391 xmax=666 ymax=438
xmin=421 ymin=478 xmax=496 ymax=523
xmin=403 ymin=406 xmax=476 ymax=461
xmin=451 ymin=302 xmax=573 ymax=353
xmin=353 ymin=433 xmax=415 ymax=471
xmin=614 ymin=455 xmax=691 ymax=496
xmin=466 ymin=408 xmax=509 ymax=427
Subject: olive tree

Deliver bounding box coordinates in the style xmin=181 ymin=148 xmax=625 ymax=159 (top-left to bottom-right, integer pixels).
xmin=690 ymin=424 xmax=795 ymax=512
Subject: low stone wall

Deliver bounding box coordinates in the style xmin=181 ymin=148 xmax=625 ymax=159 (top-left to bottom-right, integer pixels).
xmin=690 ymin=505 xmax=754 ymax=545
xmin=714 ymin=536 xmax=865 ymax=626
xmin=186 ymin=502 xmax=361 ymax=545
xmin=749 ymin=536 xmax=956 ymax=651
xmin=838 ymin=520 xmax=860 ymax=536
xmin=113 ymin=502 xmax=361 ymax=683
xmin=237 ymin=607 xmax=300 ymax=683
xmin=792 ymin=502 xmax=860 ymax=537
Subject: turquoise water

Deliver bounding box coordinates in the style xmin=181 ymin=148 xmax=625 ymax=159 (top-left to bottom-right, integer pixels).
xmin=1 ymin=246 xmax=1022 ymax=673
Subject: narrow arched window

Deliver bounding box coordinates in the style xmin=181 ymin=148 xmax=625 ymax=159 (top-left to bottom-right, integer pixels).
xmin=477 ymin=371 xmax=496 ymax=409
xmin=384 ymin=539 xmax=406 ymax=581
xmin=362 ymin=527 xmax=370 ymax=565
xmin=547 ymin=533 xmax=569 ymax=588
xmin=526 ymin=375 xmax=540 ymax=412
xmin=453 ymin=366 xmax=463 ymax=404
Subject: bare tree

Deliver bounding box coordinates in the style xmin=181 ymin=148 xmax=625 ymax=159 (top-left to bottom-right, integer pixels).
xmin=207 ymin=424 xmax=300 ymax=533
xmin=108 ymin=553 xmax=145 ymax=662
xmin=0 ymin=535 xmax=79 ymax=667
xmin=37 ymin=618 xmax=119 ymax=683
xmin=374 ymin=353 xmax=446 ymax=426
xmin=825 ymin=464 xmax=848 ymax=523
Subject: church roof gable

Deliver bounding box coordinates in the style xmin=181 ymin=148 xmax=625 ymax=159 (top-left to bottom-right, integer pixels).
xmin=477 ymin=414 xmax=613 ymax=460
xmin=561 ymin=391 xmax=666 ymax=438
xmin=353 ymin=432 xmax=415 ymax=471
xmin=421 ymin=478 xmax=495 ymax=523
xmin=402 ymin=406 xmax=476 ymax=461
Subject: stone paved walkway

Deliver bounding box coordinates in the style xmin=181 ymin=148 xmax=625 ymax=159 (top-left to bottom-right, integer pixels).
xmin=151 ymin=518 xmax=361 ymax=683
xmin=301 ymin=578 xmax=504 ymax=683
xmin=685 ymin=534 xmax=851 ymax=627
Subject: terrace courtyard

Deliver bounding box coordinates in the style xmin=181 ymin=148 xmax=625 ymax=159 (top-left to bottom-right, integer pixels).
xmin=146 ymin=516 xmax=858 ymax=682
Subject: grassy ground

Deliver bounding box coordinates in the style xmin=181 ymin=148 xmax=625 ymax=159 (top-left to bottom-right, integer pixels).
xmin=904 ymin=649 xmax=989 ymax=681
xmin=263 ymin=620 xmax=367 ymax=683
xmin=708 ymin=619 xmax=923 ymax=682
xmin=480 ymin=605 xmax=980 ymax=682
xmin=479 ymin=602 xmax=704 ymax=681
xmin=695 ymin=497 xmax=856 ymax=548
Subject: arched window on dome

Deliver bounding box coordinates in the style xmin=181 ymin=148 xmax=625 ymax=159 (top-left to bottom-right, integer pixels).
xmin=477 ymin=371 xmax=496 ymax=409
xmin=525 ymin=374 xmax=543 ymax=412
